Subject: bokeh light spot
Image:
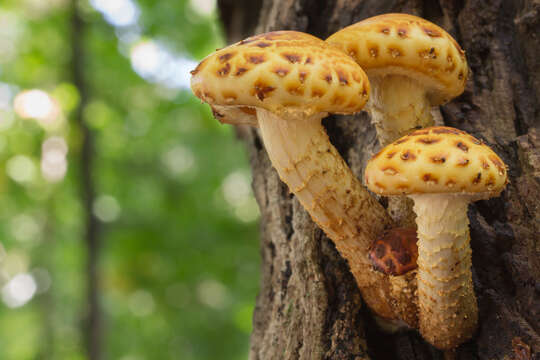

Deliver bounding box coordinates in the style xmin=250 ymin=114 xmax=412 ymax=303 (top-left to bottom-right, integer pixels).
xmin=90 ymin=0 xmax=139 ymax=27
xmin=222 ymin=171 xmax=251 ymax=206
xmin=0 ymin=109 xmax=15 ymax=131
xmin=10 ymin=214 xmax=42 ymax=244
xmin=128 ymin=289 xmax=155 ymax=317
xmin=161 ymin=145 xmax=196 ymax=178
xmin=23 ymin=0 xmax=68 ymax=18
xmin=0 ymin=82 xmax=15 ymax=110
xmin=130 ymin=40 xmax=161 ymax=78
xmin=221 ymin=170 xmax=260 ymax=222
xmin=52 ymin=83 xmax=80 ymax=112
xmin=189 ymin=0 xmax=216 ymax=16
xmin=1 ymin=250 xmax=30 ymax=278
xmin=14 ymin=89 xmax=58 ymax=120
xmin=196 ymin=279 xmax=230 ymax=309
xmin=83 ymin=100 xmax=117 ymax=129
xmin=6 ymin=155 xmax=36 ymax=184
xmin=0 ymin=11 xmax=22 ymax=63
xmin=93 ymin=195 xmax=121 ymax=222
xmin=130 ymin=40 xmax=197 ymax=90
xmin=1 ymin=273 xmax=37 ymax=308
xmin=41 ymin=136 xmax=68 ymax=183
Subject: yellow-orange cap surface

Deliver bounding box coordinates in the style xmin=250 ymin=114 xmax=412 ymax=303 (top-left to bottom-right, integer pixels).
xmin=326 ymin=13 xmax=468 ymax=104
xmin=365 ymin=126 xmax=508 ymax=196
xmin=191 ymin=31 xmax=370 ymax=124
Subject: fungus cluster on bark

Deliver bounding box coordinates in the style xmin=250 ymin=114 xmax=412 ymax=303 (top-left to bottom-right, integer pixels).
xmin=327 ymin=14 xmax=468 ymax=147
xmin=365 ymin=126 xmax=508 ymax=349
xmin=327 ymin=13 xmax=470 ymax=228
xmin=190 ymin=13 xmax=508 ymax=352
xmin=191 ymin=29 xmax=408 ymax=326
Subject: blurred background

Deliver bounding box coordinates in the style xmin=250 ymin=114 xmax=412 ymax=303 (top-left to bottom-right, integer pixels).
xmin=0 ymin=0 xmax=261 ymax=359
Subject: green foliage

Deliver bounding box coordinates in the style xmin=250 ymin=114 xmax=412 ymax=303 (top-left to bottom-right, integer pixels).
xmin=0 ymin=1 xmax=260 ymax=359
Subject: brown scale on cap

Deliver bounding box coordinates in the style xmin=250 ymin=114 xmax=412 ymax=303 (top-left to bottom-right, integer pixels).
xmin=327 ymin=13 xmax=468 ymax=105
xmin=190 ymin=31 xmax=370 ymax=126
xmin=369 ymin=228 xmax=418 ymax=276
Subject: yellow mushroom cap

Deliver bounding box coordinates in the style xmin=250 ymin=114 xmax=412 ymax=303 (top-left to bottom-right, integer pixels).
xmin=190 ymin=31 xmax=370 ymax=125
xmin=326 ymin=13 xmax=468 ymax=105
xmin=365 ymin=126 xmax=508 ymax=196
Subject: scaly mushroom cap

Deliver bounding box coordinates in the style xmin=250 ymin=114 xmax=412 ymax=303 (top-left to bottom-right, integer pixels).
xmin=326 ymin=13 xmax=468 ymax=104
xmin=369 ymin=227 xmax=418 ymax=276
xmin=365 ymin=126 xmax=508 ymax=196
xmin=190 ymin=31 xmax=370 ymax=125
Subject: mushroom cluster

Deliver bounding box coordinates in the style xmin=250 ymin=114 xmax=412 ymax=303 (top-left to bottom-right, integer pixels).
xmin=191 ymin=30 xmax=410 ymax=324
xmin=327 ymin=13 xmax=470 ymax=228
xmin=365 ymin=126 xmax=508 ymax=349
xmin=327 ymin=14 xmax=468 ymax=147
xmin=190 ymin=14 xmax=509 ymax=352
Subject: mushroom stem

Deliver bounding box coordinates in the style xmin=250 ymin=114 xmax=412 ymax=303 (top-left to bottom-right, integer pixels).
xmin=368 ymin=74 xmax=433 ymax=147
xmin=369 ymin=74 xmax=434 ymax=227
xmin=409 ymin=193 xmax=478 ymax=350
xmin=256 ymin=108 xmax=412 ymax=324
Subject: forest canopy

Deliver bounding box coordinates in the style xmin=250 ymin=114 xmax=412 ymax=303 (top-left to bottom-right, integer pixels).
xmin=0 ymin=0 xmax=260 ymax=359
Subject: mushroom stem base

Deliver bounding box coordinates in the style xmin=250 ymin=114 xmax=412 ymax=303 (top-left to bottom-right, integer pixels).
xmin=410 ymin=193 xmax=478 ymax=350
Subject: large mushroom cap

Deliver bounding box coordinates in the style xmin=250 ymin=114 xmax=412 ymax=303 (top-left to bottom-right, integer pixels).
xmin=326 ymin=13 xmax=468 ymax=104
xmin=190 ymin=31 xmax=370 ymax=125
xmin=365 ymin=126 xmax=508 ymax=196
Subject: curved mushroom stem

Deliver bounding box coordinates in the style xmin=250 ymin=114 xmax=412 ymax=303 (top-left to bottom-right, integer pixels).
xmin=409 ymin=193 xmax=478 ymax=350
xmin=256 ymin=108 xmax=416 ymax=325
xmin=368 ymin=74 xmax=434 ymax=147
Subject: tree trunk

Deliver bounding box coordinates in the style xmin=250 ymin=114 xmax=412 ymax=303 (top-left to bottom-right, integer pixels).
xmin=71 ymin=1 xmax=102 ymax=359
xmin=218 ymin=0 xmax=540 ymax=359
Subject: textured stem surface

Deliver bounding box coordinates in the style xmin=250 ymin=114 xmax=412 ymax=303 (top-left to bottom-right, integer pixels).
xmin=410 ymin=193 xmax=478 ymax=349
xmin=369 ymin=75 xmax=434 ymax=227
xmin=368 ymin=74 xmax=434 ymax=147
xmin=256 ymin=108 xmax=417 ymax=326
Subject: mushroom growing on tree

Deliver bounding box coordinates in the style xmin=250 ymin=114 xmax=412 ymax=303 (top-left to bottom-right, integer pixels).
xmin=326 ymin=13 xmax=468 ymax=147
xmin=365 ymin=126 xmax=508 ymax=349
xmin=327 ymin=13 xmax=469 ymax=226
xmin=190 ymin=30 xmax=416 ymax=326
xmin=369 ymin=227 xmax=418 ymax=276
xmin=369 ymin=227 xmax=419 ymax=330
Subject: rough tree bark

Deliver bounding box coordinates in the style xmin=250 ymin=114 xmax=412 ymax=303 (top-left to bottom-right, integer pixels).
xmin=217 ymin=0 xmax=540 ymax=359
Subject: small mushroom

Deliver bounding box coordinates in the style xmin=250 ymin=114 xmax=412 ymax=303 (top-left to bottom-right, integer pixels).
xmin=369 ymin=227 xmax=418 ymax=276
xmin=327 ymin=13 xmax=469 ymax=146
xmin=365 ymin=126 xmax=508 ymax=350
xmin=191 ymin=31 xmax=411 ymax=324
xmin=369 ymin=227 xmax=419 ymax=328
